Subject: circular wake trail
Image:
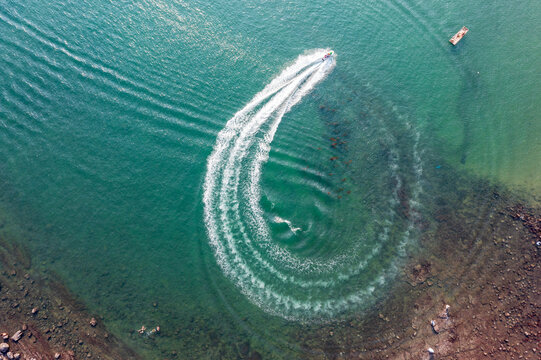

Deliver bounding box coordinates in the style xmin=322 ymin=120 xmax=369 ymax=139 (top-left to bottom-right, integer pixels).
xmin=203 ymin=50 xmax=407 ymax=320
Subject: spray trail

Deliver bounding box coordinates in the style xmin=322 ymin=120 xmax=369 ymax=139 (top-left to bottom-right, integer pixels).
xmin=203 ymin=50 xmax=412 ymax=320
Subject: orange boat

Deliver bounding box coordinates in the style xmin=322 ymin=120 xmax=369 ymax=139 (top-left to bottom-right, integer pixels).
xmin=449 ymin=26 xmax=469 ymax=45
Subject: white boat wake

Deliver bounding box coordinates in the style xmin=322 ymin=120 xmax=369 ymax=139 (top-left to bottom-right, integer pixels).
xmin=202 ymin=49 xmax=418 ymax=320
xmin=274 ymin=216 xmax=302 ymax=234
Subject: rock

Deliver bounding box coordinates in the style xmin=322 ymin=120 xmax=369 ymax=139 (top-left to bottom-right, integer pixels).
xmin=438 ymin=304 xmax=450 ymax=319
xmin=54 ymin=353 xmax=61 ymax=359
xmin=0 ymin=343 xmax=9 ymax=354
xmin=430 ymin=320 xmax=440 ymax=334
xmin=13 ymin=353 xmax=20 ymax=360
xmin=428 ymin=347 xmax=435 ymax=354
xmin=11 ymin=331 xmax=23 ymax=342
xmin=1 ymin=333 xmax=8 ymax=341
xmin=21 ymin=324 xmax=28 ymax=331
xmin=31 ymin=307 xmax=39 ymax=315
xmin=6 ymin=351 xmax=14 ymax=360
xmin=90 ymin=317 xmax=97 ymax=327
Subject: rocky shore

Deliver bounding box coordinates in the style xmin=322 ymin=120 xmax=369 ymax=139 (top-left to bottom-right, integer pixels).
xmin=376 ymin=200 xmax=540 ymax=360
xmin=297 ymin=179 xmax=540 ymax=359
xmin=0 ymin=169 xmax=539 ymax=359
xmin=0 ymin=236 xmax=140 ymax=360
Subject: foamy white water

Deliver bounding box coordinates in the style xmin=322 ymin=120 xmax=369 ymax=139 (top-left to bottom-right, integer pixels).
xmin=203 ymin=50 xmax=422 ymax=320
xmin=274 ymin=216 xmax=302 ymax=234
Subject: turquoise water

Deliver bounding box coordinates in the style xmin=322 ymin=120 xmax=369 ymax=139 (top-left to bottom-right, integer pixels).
xmin=1 ymin=0 xmax=540 ymax=358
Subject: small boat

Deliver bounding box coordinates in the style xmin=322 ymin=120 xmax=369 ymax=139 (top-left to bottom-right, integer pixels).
xmin=322 ymin=51 xmax=334 ymax=61
xmin=449 ymin=26 xmax=468 ymax=45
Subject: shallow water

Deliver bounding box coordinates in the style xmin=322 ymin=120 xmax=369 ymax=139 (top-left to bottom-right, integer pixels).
xmin=0 ymin=0 xmax=540 ymax=358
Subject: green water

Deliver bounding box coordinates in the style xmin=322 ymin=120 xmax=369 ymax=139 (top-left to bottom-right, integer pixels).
xmin=1 ymin=0 xmax=540 ymax=358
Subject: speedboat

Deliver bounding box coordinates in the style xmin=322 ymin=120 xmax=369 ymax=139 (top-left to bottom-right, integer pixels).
xmin=322 ymin=51 xmax=334 ymax=61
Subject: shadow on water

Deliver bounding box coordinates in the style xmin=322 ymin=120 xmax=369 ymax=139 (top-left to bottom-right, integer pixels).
xmin=456 ymin=64 xmax=483 ymax=165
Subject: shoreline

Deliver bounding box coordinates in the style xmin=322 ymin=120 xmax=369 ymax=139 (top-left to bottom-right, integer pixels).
xmin=0 ymin=169 xmax=539 ymax=359
xmin=296 ymin=171 xmax=540 ymax=359
xmin=0 ymin=236 xmax=140 ymax=360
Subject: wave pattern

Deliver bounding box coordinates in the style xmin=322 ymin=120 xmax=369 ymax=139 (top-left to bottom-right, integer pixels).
xmin=203 ymin=50 xmax=423 ymax=320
